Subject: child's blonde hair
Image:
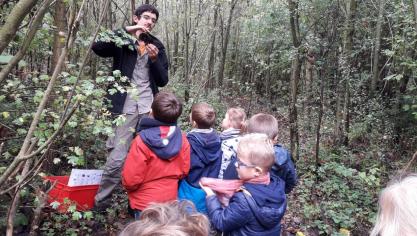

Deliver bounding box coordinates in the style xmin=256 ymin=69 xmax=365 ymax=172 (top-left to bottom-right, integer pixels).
xmin=370 ymin=173 xmax=417 ymax=236
xmin=246 ymin=113 xmax=278 ymax=140
xmin=120 ymin=200 xmax=210 ymax=236
xmin=237 ymin=133 xmax=275 ymax=171
xmin=226 ymin=107 xmax=246 ymax=129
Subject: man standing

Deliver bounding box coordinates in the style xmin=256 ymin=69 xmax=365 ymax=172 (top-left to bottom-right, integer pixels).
xmin=92 ymin=4 xmax=168 ymax=209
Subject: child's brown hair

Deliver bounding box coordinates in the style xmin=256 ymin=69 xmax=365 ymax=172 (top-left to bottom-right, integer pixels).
xmin=120 ymin=200 xmax=210 ymax=236
xmin=151 ymin=92 xmax=183 ymax=124
xmin=191 ymin=102 xmax=216 ymax=129
xmin=246 ymin=113 xmax=278 ymax=140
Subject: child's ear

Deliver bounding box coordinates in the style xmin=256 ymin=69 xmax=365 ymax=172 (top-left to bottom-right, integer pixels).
xmin=273 ymin=135 xmax=278 ymax=144
xmin=253 ymin=167 xmax=263 ymax=177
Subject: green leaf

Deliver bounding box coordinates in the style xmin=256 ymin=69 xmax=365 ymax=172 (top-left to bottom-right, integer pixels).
xmin=73 ymin=147 xmax=84 ymax=156
xmin=67 ymin=205 xmax=77 ymax=213
xmin=18 ymin=60 xmax=27 ymax=68
xmin=40 ymin=74 xmax=49 ymax=81
xmin=84 ymin=211 xmax=93 ymax=220
xmin=113 ymin=115 xmax=126 ymax=127
xmin=14 ymin=213 xmax=28 ymax=226
xmin=50 ymin=201 xmax=61 ymax=209
xmin=383 ymin=74 xmax=403 ymax=81
xmin=72 ymin=211 xmax=83 ymax=220
xmin=2 ymin=111 xmax=10 ymax=119
xmin=0 ymin=54 xmax=13 ymax=64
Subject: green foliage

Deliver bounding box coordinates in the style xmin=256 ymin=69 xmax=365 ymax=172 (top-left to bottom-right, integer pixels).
xmin=96 ymin=29 xmax=136 ymax=51
xmin=293 ymin=148 xmax=381 ymax=235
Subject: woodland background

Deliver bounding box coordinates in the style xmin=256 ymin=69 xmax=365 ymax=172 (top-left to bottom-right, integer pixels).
xmin=0 ymin=0 xmax=416 ymax=235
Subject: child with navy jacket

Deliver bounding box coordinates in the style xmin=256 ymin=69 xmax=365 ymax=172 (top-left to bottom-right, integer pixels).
xmin=201 ymin=133 xmax=287 ymax=236
xmin=122 ymin=92 xmax=190 ymax=219
xmin=223 ymin=113 xmax=297 ymax=193
xmin=178 ymin=103 xmax=222 ymax=213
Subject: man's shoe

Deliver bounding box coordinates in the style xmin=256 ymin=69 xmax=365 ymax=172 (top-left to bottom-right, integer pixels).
xmin=92 ymin=200 xmax=111 ymax=213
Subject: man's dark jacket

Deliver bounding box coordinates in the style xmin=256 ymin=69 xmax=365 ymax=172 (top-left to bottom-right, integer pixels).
xmin=92 ymin=29 xmax=169 ymax=114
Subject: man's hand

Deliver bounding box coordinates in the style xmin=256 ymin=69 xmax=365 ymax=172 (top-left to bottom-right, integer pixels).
xmin=146 ymin=44 xmax=159 ymax=62
xmin=125 ymin=25 xmax=148 ymax=37
xmin=199 ymin=181 xmax=215 ymax=196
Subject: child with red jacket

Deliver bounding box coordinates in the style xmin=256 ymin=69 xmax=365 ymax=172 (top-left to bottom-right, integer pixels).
xmin=122 ymin=92 xmax=190 ymax=218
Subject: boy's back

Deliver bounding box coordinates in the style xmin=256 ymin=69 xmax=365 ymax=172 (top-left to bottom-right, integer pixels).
xmin=186 ymin=129 xmax=222 ymax=187
xmin=122 ymin=92 xmax=190 ymax=212
xmin=178 ymin=103 xmax=222 ymax=213
xmin=218 ymin=128 xmax=241 ymax=179
xmin=122 ymin=117 xmax=190 ymax=210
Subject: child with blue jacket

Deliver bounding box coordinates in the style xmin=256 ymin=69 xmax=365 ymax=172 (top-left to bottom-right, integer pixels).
xmin=178 ymin=102 xmax=222 ymax=213
xmin=223 ymin=113 xmax=297 ymax=193
xmin=201 ymin=133 xmax=287 ymax=236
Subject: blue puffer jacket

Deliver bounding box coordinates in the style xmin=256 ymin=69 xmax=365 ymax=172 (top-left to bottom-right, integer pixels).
xmin=206 ymin=175 xmax=287 ymax=236
xmin=222 ymin=144 xmax=297 ymax=194
xmin=271 ymin=144 xmax=297 ymax=193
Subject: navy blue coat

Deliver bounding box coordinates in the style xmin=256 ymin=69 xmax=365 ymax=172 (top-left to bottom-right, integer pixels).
xmin=185 ymin=130 xmax=222 ymax=188
xmin=223 ymin=144 xmax=297 ymax=194
xmin=271 ymin=145 xmax=297 ymax=193
xmin=206 ymin=175 xmax=287 ymax=236
xmin=92 ymin=29 xmax=168 ymax=114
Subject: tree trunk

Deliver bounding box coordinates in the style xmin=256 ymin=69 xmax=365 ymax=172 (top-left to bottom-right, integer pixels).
xmin=50 ymin=0 xmax=66 ymax=75
xmin=172 ymin=1 xmax=179 ymax=73
xmin=217 ymin=0 xmax=238 ymax=89
xmin=184 ymin=0 xmax=191 ymax=102
xmin=413 ymin=0 xmax=417 ymax=28
xmin=371 ymin=0 xmax=385 ymax=95
xmin=189 ymin=0 xmax=203 ymax=75
xmin=287 ymin=0 xmax=301 ymax=160
xmin=0 ymin=0 xmax=39 ymax=54
xmin=206 ymin=1 xmax=219 ymax=92
xmin=227 ymin=21 xmax=240 ymax=87
xmin=131 ymin=0 xmax=135 ymax=23
xmin=305 ymin=50 xmax=315 ymax=131
xmin=339 ymin=0 xmax=356 ymax=145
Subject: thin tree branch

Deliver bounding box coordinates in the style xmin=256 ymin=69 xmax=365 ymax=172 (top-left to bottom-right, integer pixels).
xmin=6 ymin=141 xmax=36 ymax=236
xmin=400 ymin=151 xmax=417 ymax=175
xmin=0 ymin=0 xmax=87 ymax=188
xmin=0 ymin=0 xmax=54 ymax=83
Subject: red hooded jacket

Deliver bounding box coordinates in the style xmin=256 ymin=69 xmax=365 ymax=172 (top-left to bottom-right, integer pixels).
xmin=122 ymin=118 xmax=190 ymax=210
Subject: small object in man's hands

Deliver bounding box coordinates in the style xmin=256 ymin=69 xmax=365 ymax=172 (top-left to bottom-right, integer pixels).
xmin=139 ymin=33 xmax=152 ymax=45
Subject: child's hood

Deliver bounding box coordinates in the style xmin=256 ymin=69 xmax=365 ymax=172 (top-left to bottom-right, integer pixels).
xmin=187 ymin=129 xmax=221 ymax=163
xmin=219 ymin=128 xmax=241 ymax=140
xmin=138 ymin=117 xmax=183 ymax=160
xmin=243 ymin=175 xmax=287 ymax=228
xmin=273 ymin=144 xmax=291 ymax=165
